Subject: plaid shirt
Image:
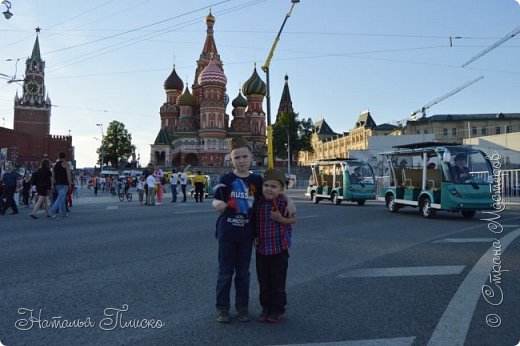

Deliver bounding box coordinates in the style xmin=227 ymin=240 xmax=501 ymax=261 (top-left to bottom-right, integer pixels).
xmin=255 ymin=196 xmax=292 ymax=255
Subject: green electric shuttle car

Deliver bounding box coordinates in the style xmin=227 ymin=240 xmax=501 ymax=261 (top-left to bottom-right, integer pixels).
xmin=306 ymin=158 xmax=376 ymax=206
xmin=378 ymin=143 xmax=495 ymax=218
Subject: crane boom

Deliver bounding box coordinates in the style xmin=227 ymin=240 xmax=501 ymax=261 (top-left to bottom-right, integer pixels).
xmin=262 ymin=0 xmax=300 ymax=169
xmin=461 ymin=25 xmax=520 ymax=68
xmin=409 ymin=75 xmax=484 ymax=120
xmin=261 ymin=0 xmax=299 ymax=72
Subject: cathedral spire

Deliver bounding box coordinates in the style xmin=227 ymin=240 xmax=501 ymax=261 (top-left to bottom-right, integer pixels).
xmin=200 ymin=10 xmax=219 ymax=61
xmin=276 ymin=74 xmax=294 ymax=121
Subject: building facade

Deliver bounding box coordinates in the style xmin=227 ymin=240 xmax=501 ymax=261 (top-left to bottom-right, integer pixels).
xmin=403 ymin=113 xmax=520 ymax=141
xmin=298 ymin=111 xmax=397 ymax=166
xmin=150 ymin=11 xmax=267 ymax=168
xmin=0 ymin=31 xmax=74 ymax=170
xmin=299 ymin=111 xmax=520 ymax=167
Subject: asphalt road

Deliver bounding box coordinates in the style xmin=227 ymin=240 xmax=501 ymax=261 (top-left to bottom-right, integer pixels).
xmin=0 ymin=188 xmax=519 ymax=346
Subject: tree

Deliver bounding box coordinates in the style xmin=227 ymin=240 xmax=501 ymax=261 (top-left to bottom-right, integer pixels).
xmin=97 ymin=120 xmax=136 ymax=169
xmin=272 ymin=112 xmax=314 ymax=163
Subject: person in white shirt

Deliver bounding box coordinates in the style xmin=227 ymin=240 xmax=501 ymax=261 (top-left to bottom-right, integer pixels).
xmin=146 ymin=174 xmax=156 ymax=206
xmin=170 ymin=169 xmax=179 ymax=203
xmin=136 ymin=176 xmax=145 ymax=205
xmin=180 ymin=171 xmax=187 ymax=202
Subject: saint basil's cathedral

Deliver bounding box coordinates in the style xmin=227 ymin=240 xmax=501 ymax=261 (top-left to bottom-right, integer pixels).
xmin=150 ymin=11 xmax=269 ymax=168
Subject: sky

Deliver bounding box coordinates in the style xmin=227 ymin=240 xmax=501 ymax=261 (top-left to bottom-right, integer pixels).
xmin=1 ymin=0 xmax=520 ymax=168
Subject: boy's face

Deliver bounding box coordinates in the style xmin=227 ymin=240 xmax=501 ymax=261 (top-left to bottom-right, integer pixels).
xmin=230 ymin=147 xmax=252 ymax=174
xmin=262 ymin=179 xmax=284 ymax=200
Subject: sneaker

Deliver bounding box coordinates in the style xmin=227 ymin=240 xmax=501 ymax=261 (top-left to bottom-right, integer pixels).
xmin=30 ymin=214 xmax=38 ymax=219
xmin=257 ymin=312 xmax=269 ymax=323
xmin=50 ymin=214 xmax=56 ymax=219
xmin=216 ymin=310 xmax=230 ymax=323
xmin=237 ymin=310 xmax=250 ymax=322
xmin=267 ymin=313 xmax=284 ymax=323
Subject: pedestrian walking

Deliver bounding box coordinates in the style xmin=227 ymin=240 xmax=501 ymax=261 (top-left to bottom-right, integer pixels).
xmin=49 ymin=152 xmax=72 ymax=219
xmin=142 ymin=163 xmax=152 ymax=204
xmin=180 ymin=170 xmax=187 ymax=202
xmin=1 ymin=161 xmax=20 ymax=215
xmin=154 ymin=167 xmax=164 ymax=205
xmin=136 ymin=176 xmax=145 ymax=205
xmin=30 ymin=158 xmax=52 ymax=219
xmin=21 ymin=174 xmax=31 ymax=207
xmin=146 ymin=173 xmax=156 ymax=206
xmin=193 ymin=171 xmax=206 ymax=202
xmin=170 ymin=169 xmax=178 ymax=203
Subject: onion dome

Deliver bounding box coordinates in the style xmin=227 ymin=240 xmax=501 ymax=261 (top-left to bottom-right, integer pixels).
xmin=198 ymin=58 xmax=227 ymax=86
xmin=232 ymin=90 xmax=248 ymax=108
xmin=164 ymin=65 xmax=184 ymax=91
xmin=177 ymin=85 xmax=196 ymax=107
xmin=205 ymin=9 xmax=215 ymax=25
xmin=242 ymin=66 xmax=266 ymax=96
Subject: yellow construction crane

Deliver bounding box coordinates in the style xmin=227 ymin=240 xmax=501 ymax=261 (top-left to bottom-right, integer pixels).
xmin=262 ymin=0 xmax=300 ymax=169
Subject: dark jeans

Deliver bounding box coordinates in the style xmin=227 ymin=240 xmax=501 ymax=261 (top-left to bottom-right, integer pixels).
xmin=171 ymin=184 xmax=177 ymax=202
xmin=216 ymin=238 xmax=253 ymax=311
xmin=256 ymin=250 xmax=289 ymax=314
xmin=194 ymin=182 xmax=204 ymax=202
xmin=181 ymin=184 xmax=187 ymax=201
xmin=3 ymin=186 xmax=18 ymax=214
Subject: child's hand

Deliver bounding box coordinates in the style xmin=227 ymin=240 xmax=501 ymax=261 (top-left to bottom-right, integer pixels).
xmin=212 ymin=199 xmax=227 ymax=213
xmin=270 ymin=211 xmax=284 ymax=222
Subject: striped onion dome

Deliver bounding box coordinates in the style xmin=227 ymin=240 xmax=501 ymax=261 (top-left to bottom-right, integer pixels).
xmin=232 ymin=90 xmax=248 ymax=108
xmin=206 ymin=10 xmax=215 ymax=25
xmin=177 ymin=85 xmax=196 ymax=107
xmin=242 ymin=66 xmax=266 ymax=96
xmin=197 ymin=58 xmax=227 ymax=86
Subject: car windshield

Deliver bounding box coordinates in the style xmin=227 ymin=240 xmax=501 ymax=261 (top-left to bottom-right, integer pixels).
xmin=348 ymin=162 xmax=375 ymax=184
xmin=445 ymin=149 xmax=492 ymax=184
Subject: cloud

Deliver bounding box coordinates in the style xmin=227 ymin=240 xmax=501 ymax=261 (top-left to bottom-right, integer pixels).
xmin=516 ymin=0 xmax=520 ymax=5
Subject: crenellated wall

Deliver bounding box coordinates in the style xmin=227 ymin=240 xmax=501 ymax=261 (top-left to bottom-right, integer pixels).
xmin=0 ymin=126 xmax=73 ymax=168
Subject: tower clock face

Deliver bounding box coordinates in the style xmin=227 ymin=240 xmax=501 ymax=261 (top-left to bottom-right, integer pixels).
xmin=25 ymin=81 xmax=40 ymax=95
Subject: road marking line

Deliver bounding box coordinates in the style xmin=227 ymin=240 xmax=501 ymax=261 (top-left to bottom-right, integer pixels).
xmin=107 ymin=206 xmax=118 ymax=210
xmin=337 ymin=265 xmax=465 ymax=278
xmin=299 ymin=215 xmax=318 ymax=219
xmin=502 ymin=224 xmax=520 ymax=228
xmin=427 ymin=229 xmax=520 ymax=346
xmin=432 ymin=238 xmax=495 ymax=243
xmin=272 ymin=336 xmax=415 ymax=346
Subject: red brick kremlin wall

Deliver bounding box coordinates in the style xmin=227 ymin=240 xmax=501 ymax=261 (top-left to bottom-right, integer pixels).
xmin=0 ymin=126 xmax=73 ymax=169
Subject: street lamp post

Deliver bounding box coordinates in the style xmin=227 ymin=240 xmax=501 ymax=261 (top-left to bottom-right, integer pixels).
xmin=284 ymin=130 xmax=291 ymax=176
xmin=96 ymin=123 xmax=104 ymax=171
xmin=262 ymin=0 xmax=299 ymax=169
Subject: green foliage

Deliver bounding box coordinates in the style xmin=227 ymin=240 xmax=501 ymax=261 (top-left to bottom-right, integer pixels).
xmin=273 ymin=112 xmax=314 ymax=162
xmin=97 ymin=121 xmax=136 ymax=169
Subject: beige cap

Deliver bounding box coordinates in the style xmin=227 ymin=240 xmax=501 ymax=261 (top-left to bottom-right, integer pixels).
xmin=263 ymin=169 xmax=285 ymax=187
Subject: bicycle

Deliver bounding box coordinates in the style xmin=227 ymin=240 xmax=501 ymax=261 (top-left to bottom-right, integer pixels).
xmin=118 ymin=190 xmax=132 ymax=202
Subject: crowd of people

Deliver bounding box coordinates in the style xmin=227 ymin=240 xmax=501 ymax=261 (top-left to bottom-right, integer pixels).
xmin=0 ymin=152 xmax=75 ymax=218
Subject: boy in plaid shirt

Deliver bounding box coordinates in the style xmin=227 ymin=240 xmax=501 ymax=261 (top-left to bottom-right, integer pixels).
xmin=254 ymin=169 xmax=296 ymax=323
